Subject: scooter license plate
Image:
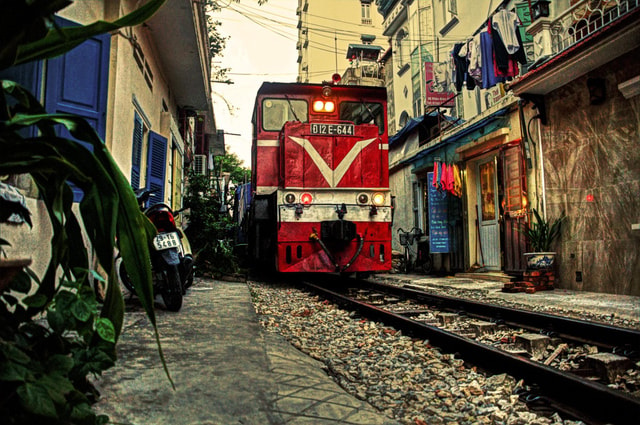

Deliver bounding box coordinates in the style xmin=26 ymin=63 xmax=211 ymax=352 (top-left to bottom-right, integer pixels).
xmin=153 ymin=232 xmax=180 ymax=250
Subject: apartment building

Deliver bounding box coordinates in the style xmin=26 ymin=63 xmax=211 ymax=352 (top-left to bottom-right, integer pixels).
xmin=0 ymin=0 xmax=215 ymax=273
xmin=378 ymin=0 xmax=639 ymax=295
xmin=296 ymin=0 xmax=386 ymax=84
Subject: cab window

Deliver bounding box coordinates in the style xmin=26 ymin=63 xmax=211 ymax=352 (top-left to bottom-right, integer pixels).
xmin=339 ymin=101 xmax=384 ymax=134
xmin=262 ymin=98 xmax=308 ymax=131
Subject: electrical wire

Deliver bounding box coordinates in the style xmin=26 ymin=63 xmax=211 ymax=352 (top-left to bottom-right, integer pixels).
xmin=219 ymin=2 xmax=468 ymax=60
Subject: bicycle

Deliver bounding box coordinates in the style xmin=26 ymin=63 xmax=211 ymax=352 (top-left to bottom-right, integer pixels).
xmin=397 ymin=227 xmax=433 ymax=274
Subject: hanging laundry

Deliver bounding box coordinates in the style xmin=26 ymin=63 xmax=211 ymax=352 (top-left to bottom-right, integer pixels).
xmin=480 ymin=30 xmax=504 ymax=89
xmin=440 ymin=162 xmax=449 ymax=192
xmin=489 ymin=14 xmax=527 ymax=78
xmin=452 ymin=43 xmax=476 ymax=92
xmin=448 ymin=164 xmax=456 ymax=194
xmin=467 ymin=33 xmax=482 ymax=86
xmin=492 ymin=9 xmax=522 ymax=55
xmin=432 ymin=161 xmax=440 ymax=188
xmin=452 ymin=164 xmax=462 ymax=198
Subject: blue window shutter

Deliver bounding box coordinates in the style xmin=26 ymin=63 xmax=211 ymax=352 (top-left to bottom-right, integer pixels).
xmin=131 ymin=113 xmax=143 ymax=189
xmin=0 ymin=61 xmax=43 ymax=139
xmin=44 ymin=16 xmax=110 ymax=202
xmin=146 ymin=131 xmax=168 ymax=204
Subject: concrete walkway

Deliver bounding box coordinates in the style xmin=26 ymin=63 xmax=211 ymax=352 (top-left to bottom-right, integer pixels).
xmin=373 ymin=272 xmax=640 ymax=324
xmin=94 ymin=279 xmax=399 ymax=425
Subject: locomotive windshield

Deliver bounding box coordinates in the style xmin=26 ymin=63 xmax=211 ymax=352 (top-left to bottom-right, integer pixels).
xmin=262 ymin=98 xmax=308 ymax=131
xmin=339 ymin=101 xmax=385 ymax=134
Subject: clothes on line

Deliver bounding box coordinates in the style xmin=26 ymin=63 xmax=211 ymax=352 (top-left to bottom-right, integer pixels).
xmin=451 ymin=8 xmax=527 ymax=91
xmin=432 ymin=162 xmax=462 ymax=198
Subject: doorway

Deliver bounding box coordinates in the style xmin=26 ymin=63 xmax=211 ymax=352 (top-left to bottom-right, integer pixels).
xmin=476 ymin=156 xmax=500 ymax=270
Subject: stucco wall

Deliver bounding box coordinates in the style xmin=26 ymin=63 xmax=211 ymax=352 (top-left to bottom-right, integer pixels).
xmin=389 ymin=164 xmax=416 ymax=254
xmin=542 ymin=48 xmax=640 ymax=295
xmin=2 ymin=0 xmax=195 ymax=276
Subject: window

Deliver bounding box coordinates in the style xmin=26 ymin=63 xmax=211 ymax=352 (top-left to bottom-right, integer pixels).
xmin=339 ymin=101 xmax=385 ymax=134
xmin=131 ymin=112 xmax=148 ymax=189
xmin=361 ymin=1 xmax=372 ymax=25
xmin=448 ymin=0 xmax=457 ymax=14
xmin=395 ymin=28 xmax=409 ymax=71
xmin=399 ymin=110 xmax=410 ymax=128
xmin=132 ymin=37 xmax=153 ymax=91
xmin=439 ymin=0 xmax=459 ymax=36
xmin=262 ymin=98 xmax=308 ymax=131
xmin=413 ymin=87 xmax=422 ymax=117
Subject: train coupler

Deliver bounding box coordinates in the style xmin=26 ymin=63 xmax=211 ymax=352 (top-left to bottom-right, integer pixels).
xmin=310 ymin=227 xmax=339 ymax=271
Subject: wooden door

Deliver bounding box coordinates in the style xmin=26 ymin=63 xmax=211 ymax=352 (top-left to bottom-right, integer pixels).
xmin=502 ymin=146 xmax=528 ymax=274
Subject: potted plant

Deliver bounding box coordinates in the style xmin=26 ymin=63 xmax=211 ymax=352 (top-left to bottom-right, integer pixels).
xmin=522 ymin=207 xmax=565 ymax=270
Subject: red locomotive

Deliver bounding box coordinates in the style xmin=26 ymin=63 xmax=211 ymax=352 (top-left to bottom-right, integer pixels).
xmin=246 ymin=82 xmax=392 ymax=273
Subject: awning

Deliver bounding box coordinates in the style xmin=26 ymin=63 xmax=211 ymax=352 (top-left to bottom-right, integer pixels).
xmin=389 ymin=111 xmax=454 ymax=147
xmin=389 ymin=117 xmax=423 ymax=146
xmin=404 ymin=106 xmax=510 ymax=171
xmin=346 ymin=44 xmax=383 ymax=59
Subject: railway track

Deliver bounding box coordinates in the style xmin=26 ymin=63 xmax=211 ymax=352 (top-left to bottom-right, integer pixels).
xmin=296 ymin=275 xmax=640 ymax=425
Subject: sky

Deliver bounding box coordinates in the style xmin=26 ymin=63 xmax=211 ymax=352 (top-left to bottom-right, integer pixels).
xmin=212 ymin=0 xmax=299 ymax=167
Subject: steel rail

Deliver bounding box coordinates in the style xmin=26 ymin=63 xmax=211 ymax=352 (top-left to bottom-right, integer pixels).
xmin=362 ymin=279 xmax=640 ymax=352
xmin=299 ymin=280 xmax=640 ymax=425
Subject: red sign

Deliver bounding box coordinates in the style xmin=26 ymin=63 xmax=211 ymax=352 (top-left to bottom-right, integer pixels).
xmin=425 ymin=62 xmax=456 ymax=107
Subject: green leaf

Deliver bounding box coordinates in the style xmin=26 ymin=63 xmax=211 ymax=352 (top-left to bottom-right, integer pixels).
xmin=71 ymin=299 xmax=92 ymax=322
xmin=17 ymin=382 xmax=57 ymax=418
xmin=0 ymin=359 xmax=30 ymax=381
xmin=22 ymin=293 xmax=47 ymax=307
xmin=90 ymin=269 xmax=106 ymax=283
xmin=95 ymin=318 xmax=116 ymax=343
xmin=0 ymin=341 xmax=31 ymax=365
xmin=46 ymin=309 xmax=65 ymax=334
xmin=53 ymin=290 xmax=76 ymax=311
xmin=46 ymin=354 xmax=74 ymax=375
xmin=70 ymin=402 xmax=97 ymax=421
xmin=74 ymin=347 xmax=114 ymax=376
xmin=38 ymin=373 xmax=75 ymax=405
xmin=8 ymin=268 xmax=33 ymax=293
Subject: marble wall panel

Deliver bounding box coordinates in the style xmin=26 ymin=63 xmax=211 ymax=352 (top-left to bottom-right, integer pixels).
xmin=541 ymin=49 xmax=640 ymax=295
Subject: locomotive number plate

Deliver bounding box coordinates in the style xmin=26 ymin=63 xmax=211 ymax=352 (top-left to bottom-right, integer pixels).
xmin=310 ymin=123 xmax=355 ymax=136
xmin=153 ymin=232 xmax=180 ymax=251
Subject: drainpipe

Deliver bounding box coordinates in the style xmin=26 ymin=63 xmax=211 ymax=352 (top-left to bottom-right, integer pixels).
xmin=537 ymin=118 xmax=547 ymax=220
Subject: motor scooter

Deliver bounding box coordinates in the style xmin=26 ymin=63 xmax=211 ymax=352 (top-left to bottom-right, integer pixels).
xmin=118 ymin=188 xmax=194 ymax=311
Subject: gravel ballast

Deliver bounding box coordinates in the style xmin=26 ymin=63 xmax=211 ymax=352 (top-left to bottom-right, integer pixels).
xmin=249 ymin=281 xmax=590 ymax=425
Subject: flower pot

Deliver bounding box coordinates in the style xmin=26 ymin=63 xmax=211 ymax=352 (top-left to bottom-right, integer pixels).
xmin=523 ymin=252 xmax=556 ymax=270
xmin=0 ymin=258 xmax=32 ymax=293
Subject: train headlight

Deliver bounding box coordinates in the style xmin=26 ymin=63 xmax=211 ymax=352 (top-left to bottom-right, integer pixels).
xmin=372 ymin=192 xmax=385 ymax=206
xmin=285 ymin=193 xmax=296 ymax=204
xmin=300 ymin=193 xmax=313 ymax=205
xmin=357 ymin=193 xmax=369 ymax=204
xmin=312 ymin=100 xmax=336 ymax=113
xmin=322 ymin=86 xmax=332 ymax=97
xmin=323 ymin=101 xmax=335 ymax=112
xmin=313 ymin=100 xmax=324 ymax=112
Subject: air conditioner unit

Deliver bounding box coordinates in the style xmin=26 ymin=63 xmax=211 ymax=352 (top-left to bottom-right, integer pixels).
xmin=193 ymin=154 xmax=206 ymax=176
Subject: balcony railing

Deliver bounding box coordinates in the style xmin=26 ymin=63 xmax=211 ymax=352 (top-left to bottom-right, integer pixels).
xmin=340 ymin=65 xmax=385 ymax=86
xmin=550 ymin=0 xmax=638 ymax=54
